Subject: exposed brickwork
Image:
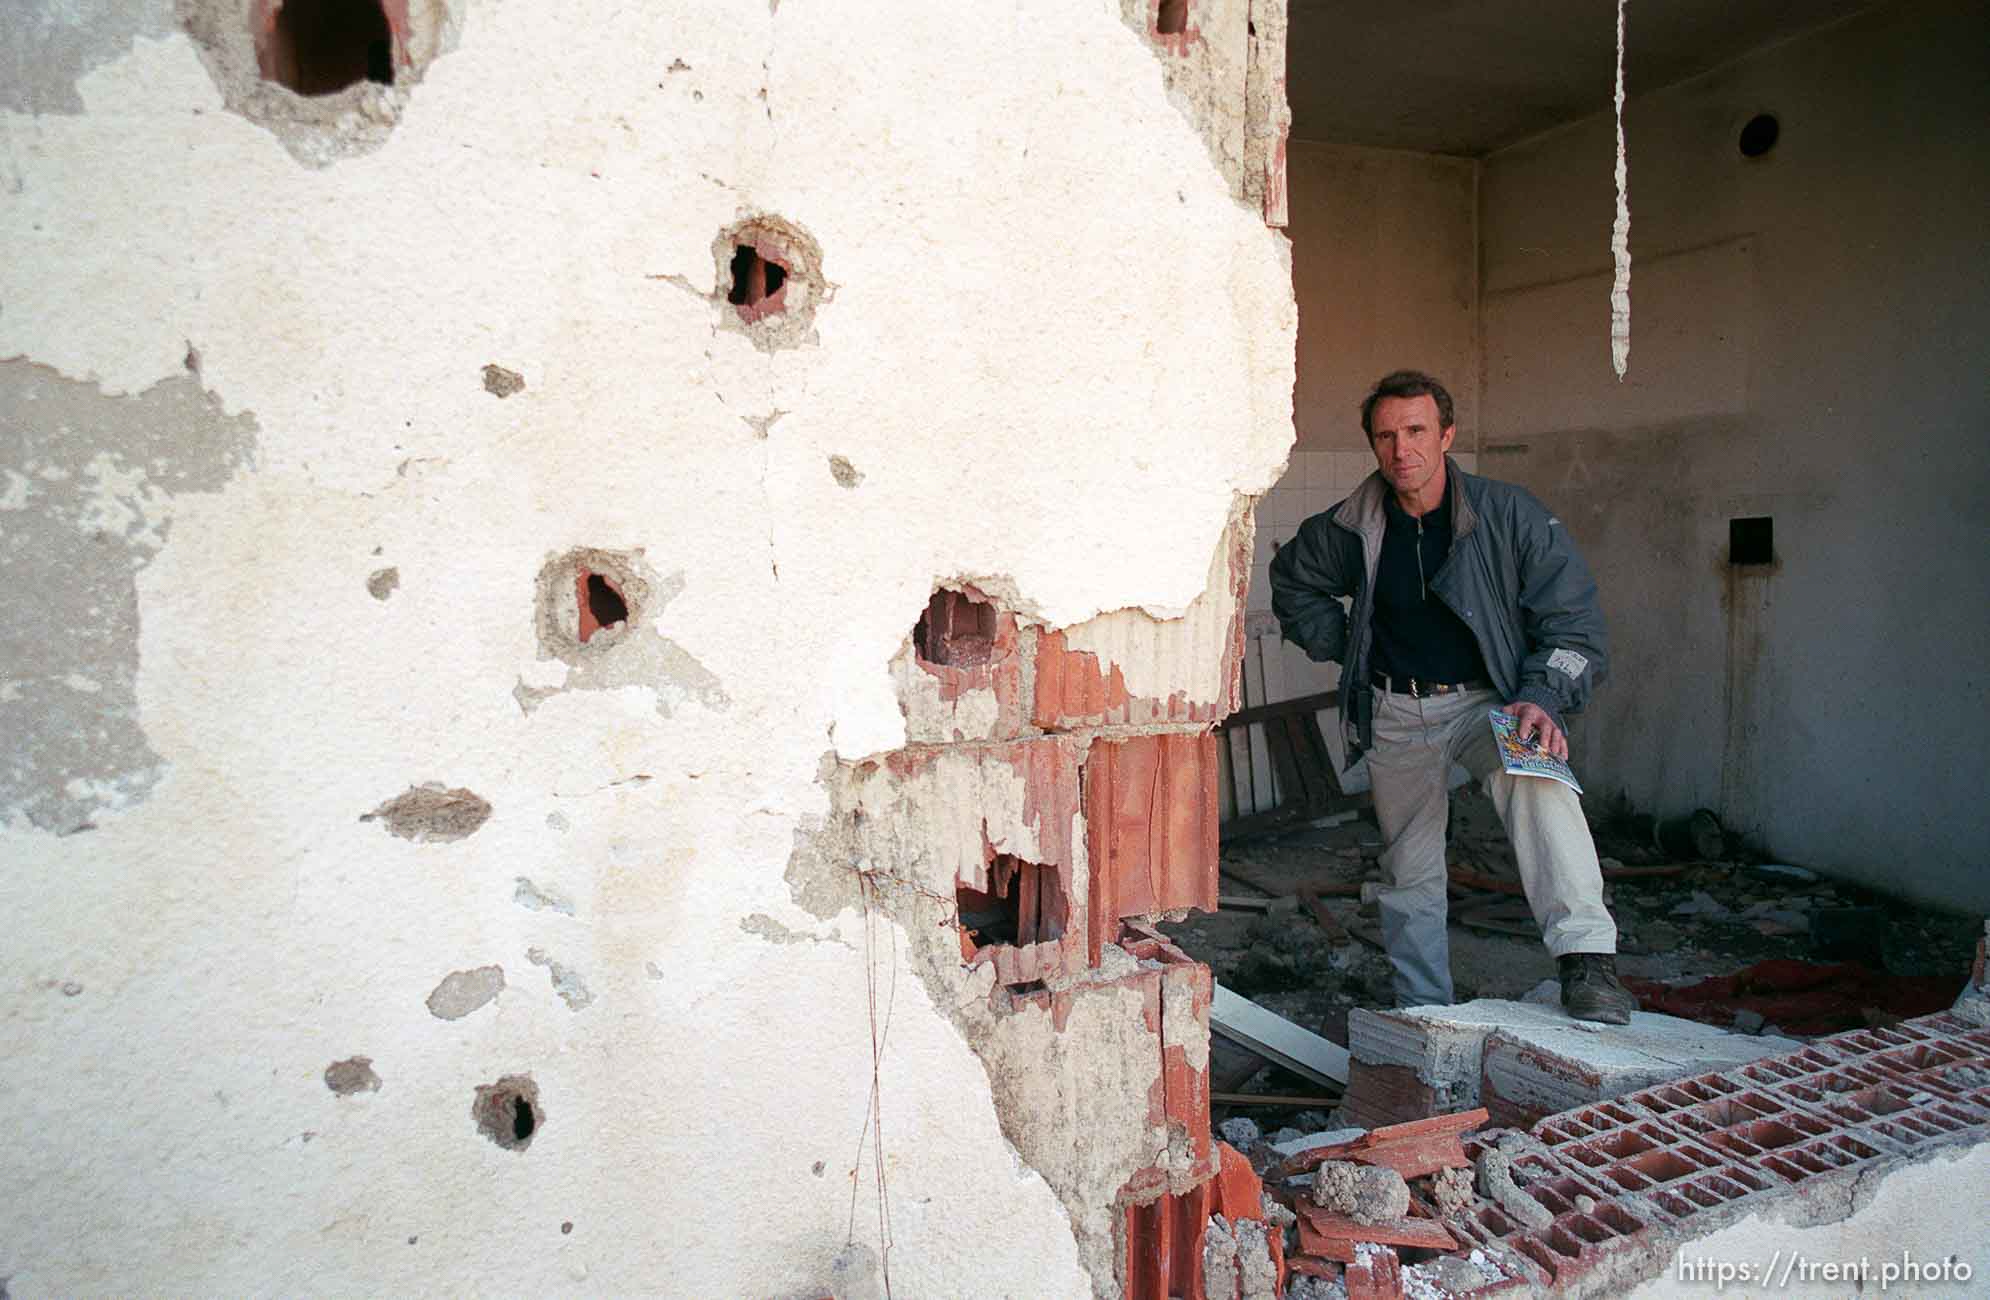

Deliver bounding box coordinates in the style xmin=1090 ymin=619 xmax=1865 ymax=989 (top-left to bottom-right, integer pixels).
xmin=1084 ymin=733 xmax=1221 ymax=965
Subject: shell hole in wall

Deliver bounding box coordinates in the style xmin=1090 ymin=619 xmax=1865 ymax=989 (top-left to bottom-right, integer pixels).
xmin=958 ymin=855 xmax=1068 ymax=958
xmin=577 ymin=571 xmax=629 ymax=642
xmin=1738 ymin=113 xmax=1780 ymax=158
xmin=1729 ymin=516 xmax=1774 ymax=566
xmin=1157 ymin=0 xmax=1188 ymax=35
xmin=727 ymin=244 xmax=788 ymax=316
xmin=913 ymin=589 xmax=998 ymax=668
xmin=261 ymin=0 xmax=395 ymax=95
xmin=473 ymin=1075 xmax=541 ymax=1152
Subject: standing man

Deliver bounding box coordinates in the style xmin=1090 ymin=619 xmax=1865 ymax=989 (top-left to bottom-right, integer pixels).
xmin=1269 ymin=370 xmax=1636 ymax=1024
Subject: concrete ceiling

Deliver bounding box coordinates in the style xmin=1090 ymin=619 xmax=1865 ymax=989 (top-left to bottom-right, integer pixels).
xmin=1286 ymin=0 xmax=1876 ymax=156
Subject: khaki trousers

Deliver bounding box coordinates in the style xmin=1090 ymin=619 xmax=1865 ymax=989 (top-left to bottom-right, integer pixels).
xmin=1365 ymin=686 xmax=1617 ymax=1008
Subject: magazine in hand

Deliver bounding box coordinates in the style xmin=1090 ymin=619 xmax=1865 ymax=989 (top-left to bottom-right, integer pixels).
xmin=1488 ymin=709 xmax=1583 ymax=794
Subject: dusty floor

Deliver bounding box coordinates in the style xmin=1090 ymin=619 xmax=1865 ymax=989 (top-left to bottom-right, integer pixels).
xmin=1165 ymin=786 xmax=1982 ymax=1116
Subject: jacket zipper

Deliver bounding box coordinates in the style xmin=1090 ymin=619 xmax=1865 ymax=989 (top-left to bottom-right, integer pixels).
xmin=1415 ymin=516 xmax=1427 ymax=600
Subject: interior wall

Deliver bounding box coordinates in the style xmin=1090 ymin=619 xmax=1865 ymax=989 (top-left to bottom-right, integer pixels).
xmin=1251 ymin=141 xmax=1478 ymax=741
xmin=1478 ymin=0 xmax=1990 ymax=911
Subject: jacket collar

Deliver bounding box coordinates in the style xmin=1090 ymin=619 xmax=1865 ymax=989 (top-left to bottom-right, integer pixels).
xmin=1332 ymin=455 xmax=1478 ymax=543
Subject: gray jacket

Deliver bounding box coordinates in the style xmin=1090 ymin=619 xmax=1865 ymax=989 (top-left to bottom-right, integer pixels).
xmin=1268 ymin=458 xmax=1608 ymax=766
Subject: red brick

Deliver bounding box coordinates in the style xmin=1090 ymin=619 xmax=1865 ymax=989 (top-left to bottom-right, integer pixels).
xmin=1343 ymin=1242 xmax=1404 ymax=1300
xmin=1279 ymin=1108 xmax=1487 ymax=1178
xmin=1294 ymin=1202 xmax=1458 ymax=1254
xmin=1085 ymin=733 xmax=1220 ymax=965
xmin=1209 ymin=1141 xmax=1263 ymax=1223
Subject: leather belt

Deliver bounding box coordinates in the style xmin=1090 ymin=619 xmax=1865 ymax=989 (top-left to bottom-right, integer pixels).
xmin=1371 ymin=671 xmax=1492 ymax=699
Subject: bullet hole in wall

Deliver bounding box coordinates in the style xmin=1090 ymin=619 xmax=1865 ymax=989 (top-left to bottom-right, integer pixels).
xmin=711 ymin=215 xmax=826 ymax=349
xmin=536 ymin=549 xmax=651 ymax=659
xmin=914 ymin=589 xmax=1000 ymax=668
xmin=260 ymin=0 xmax=395 ymax=96
xmin=482 ymin=364 xmax=526 ymax=398
xmin=1157 ymin=0 xmax=1188 ymax=36
xmin=1729 ymin=516 xmax=1774 ymax=566
xmin=958 ymin=855 xmax=1068 ymax=960
xmin=1738 ymin=113 xmax=1780 ymax=159
xmin=578 ymin=571 xmax=629 ymax=643
xmin=473 ymin=1075 xmax=541 ymax=1152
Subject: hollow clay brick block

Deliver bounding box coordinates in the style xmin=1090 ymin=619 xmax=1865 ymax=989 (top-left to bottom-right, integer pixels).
xmin=1123 ymin=1181 xmax=1213 ymax=1300
xmin=1085 ymin=732 xmax=1220 ymax=965
xmin=1033 ymin=513 xmax=1250 ymax=730
xmin=1343 ymin=1242 xmax=1404 ymax=1300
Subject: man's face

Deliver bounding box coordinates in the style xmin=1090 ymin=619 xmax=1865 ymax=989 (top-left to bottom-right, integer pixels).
xmin=1368 ymin=395 xmax=1456 ymax=500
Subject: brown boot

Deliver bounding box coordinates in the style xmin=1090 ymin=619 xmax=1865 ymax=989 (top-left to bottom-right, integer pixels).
xmin=1559 ymin=953 xmax=1637 ymax=1025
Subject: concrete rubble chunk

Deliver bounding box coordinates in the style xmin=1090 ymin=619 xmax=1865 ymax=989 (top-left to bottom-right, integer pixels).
xmin=1310 ymin=1160 xmax=1409 ymax=1224
xmin=1345 ymin=998 xmax=1802 ymax=1128
xmin=1473 ymin=1148 xmax=1553 ymax=1230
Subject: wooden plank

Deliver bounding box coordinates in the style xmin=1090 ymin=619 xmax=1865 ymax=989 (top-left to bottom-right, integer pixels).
xmin=1296 ymin=884 xmax=1350 ymax=943
xmin=1212 ymin=1091 xmax=1342 ymax=1109
xmin=1218 ymin=893 xmax=1286 ymax=913
xmin=1211 ymin=983 xmax=1350 ymax=1087
xmin=1217 ymin=689 xmax=1341 ymax=731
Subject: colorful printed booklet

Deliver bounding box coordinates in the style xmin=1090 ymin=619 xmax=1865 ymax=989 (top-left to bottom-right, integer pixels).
xmin=1488 ymin=709 xmax=1584 ymax=794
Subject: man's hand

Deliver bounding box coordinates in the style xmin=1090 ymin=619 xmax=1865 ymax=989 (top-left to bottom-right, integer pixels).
xmin=1501 ymin=701 xmax=1568 ymax=760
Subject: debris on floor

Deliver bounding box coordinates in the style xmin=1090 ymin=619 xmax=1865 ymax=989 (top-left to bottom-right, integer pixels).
xmin=1201 ymin=1009 xmax=1990 ymax=1297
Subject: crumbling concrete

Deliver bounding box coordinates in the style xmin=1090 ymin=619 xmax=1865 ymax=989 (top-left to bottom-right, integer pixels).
xmin=1472 ymin=1147 xmax=1554 ymax=1230
xmin=1311 ymin=1160 xmax=1409 ymax=1224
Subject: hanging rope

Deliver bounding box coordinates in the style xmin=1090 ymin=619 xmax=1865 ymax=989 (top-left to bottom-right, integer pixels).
xmin=1611 ymin=0 xmax=1631 ymax=378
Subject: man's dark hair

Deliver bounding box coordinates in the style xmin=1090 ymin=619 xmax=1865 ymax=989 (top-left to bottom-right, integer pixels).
xmin=1360 ymin=370 xmax=1455 ymax=439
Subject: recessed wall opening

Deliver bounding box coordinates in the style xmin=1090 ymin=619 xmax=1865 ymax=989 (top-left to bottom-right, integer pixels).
xmin=1738 ymin=113 xmax=1780 ymax=158
xmin=1729 ymin=516 xmax=1774 ymax=566
xmin=727 ymin=245 xmax=788 ymax=311
xmin=958 ymin=855 xmax=1068 ymax=958
xmin=1157 ymin=0 xmax=1188 ymax=36
xmin=578 ymin=571 xmax=629 ymax=642
xmin=913 ymin=589 xmax=1000 ymax=667
xmin=260 ymin=0 xmax=396 ymax=96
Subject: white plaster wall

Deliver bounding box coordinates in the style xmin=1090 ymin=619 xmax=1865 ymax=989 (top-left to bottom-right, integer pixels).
xmin=1477 ymin=0 xmax=1990 ymax=911
xmin=0 ymin=2 xmax=1296 ymax=1295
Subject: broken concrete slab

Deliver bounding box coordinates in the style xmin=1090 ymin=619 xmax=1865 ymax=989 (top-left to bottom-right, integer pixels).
xmin=1344 ymin=998 xmax=1802 ymax=1129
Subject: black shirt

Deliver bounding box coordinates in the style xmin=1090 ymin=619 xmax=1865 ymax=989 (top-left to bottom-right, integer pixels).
xmin=1370 ymin=474 xmax=1490 ymax=685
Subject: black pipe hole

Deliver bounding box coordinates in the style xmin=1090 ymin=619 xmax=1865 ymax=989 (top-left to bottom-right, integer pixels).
xmin=513 ymin=1098 xmax=536 ymax=1142
xmin=266 ymin=0 xmax=395 ymax=96
xmin=1738 ymin=114 xmax=1779 ymax=158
